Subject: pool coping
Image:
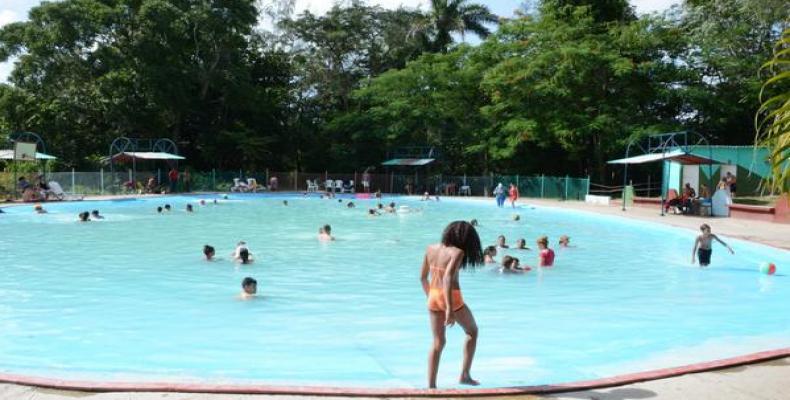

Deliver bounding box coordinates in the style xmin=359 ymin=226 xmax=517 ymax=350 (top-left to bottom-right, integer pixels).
xmin=1 ymin=347 xmax=789 ymax=396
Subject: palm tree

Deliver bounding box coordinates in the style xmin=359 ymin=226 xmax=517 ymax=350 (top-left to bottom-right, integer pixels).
xmin=755 ymin=28 xmax=789 ymax=194
xmin=411 ymin=0 xmax=499 ymax=53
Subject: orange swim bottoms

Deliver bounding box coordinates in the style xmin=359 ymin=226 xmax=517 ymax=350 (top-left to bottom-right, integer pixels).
xmin=427 ymin=288 xmax=465 ymax=312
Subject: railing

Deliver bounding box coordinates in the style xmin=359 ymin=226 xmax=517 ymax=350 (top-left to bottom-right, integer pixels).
xmin=589 ymin=181 xmax=659 ymax=198
xmin=0 ymin=170 xmax=590 ymax=200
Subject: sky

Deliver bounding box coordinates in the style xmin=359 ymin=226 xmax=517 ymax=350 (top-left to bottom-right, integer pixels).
xmin=0 ymin=0 xmax=680 ymax=83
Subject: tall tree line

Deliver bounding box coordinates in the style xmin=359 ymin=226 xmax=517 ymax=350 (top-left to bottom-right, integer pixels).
xmin=0 ymin=0 xmax=786 ymax=182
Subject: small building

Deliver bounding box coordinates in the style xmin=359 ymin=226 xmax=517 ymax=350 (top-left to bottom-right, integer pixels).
xmin=667 ymin=146 xmax=772 ymax=196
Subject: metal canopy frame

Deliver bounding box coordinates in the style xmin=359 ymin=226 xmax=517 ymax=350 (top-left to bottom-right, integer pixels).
xmin=109 ymin=137 xmax=180 ymax=189
xmin=620 ymin=131 xmax=714 ymax=215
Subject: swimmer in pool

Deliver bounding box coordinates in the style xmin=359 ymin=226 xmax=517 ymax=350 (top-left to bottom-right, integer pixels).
xmin=34 ymin=204 xmax=47 ymax=214
xmin=164 ymin=204 xmax=172 ymax=211
xmin=204 ymin=245 xmax=216 ymax=261
xmin=558 ymin=235 xmax=572 ymax=248
xmin=233 ymin=241 xmax=254 ymax=264
xmin=91 ymin=210 xmax=104 ymax=219
xmin=186 ymin=204 xmax=194 ymax=212
xmin=347 ymin=201 xmax=355 ymax=208
xmin=78 ymin=211 xmax=90 ymax=222
xmin=157 ymin=206 xmax=163 ymax=213
xmin=200 ymin=199 xmax=206 ymax=206
xmin=532 ymin=236 xmax=554 ymax=267
xmin=692 ymin=223 xmax=734 ymax=267
xmin=368 ymin=208 xmax=380 ymax=216
xmin=496 ymin=235 xmax=509 ymax=249
xmin=512 ymin=214 xmax=520 ymax=221
xmin=514 ymin=238 xmax=530 ymax=250
xmin=500 ymin=256 xmax=529 ymax=273
xmin=318 ymin=224 xmax=335 ymax=241
xmin=483 ymin=245 xmax=497 ymax=264
xmin=239 ymin=277 xmax=257 ymax=300
xmin=420 ymin=221 xmax=483 ymax=388
xmin=385 ymin=202 xmax=397 ymax=213
xmin=283 ymin=200 xmax=288 ymax=206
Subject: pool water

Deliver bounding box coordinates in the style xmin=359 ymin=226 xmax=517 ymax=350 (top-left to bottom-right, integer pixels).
xmin=0 ymin=194 xmax=789 ymax=388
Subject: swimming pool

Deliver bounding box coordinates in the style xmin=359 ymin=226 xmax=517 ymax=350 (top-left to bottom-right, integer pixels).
xmin=0 ymin=194 xmax=788 ymax=390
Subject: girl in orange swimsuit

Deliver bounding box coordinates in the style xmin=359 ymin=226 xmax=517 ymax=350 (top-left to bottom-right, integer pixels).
xmin=420 ymin=221 xmax=484 ymax=389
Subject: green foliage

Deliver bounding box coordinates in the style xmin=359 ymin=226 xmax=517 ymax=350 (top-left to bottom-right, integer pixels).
xmin=756 ymin=28 xmax=790 ymax=193
xmin=0 ymin=0 xmax=786 ymax=183
xmin=0 ymin=0 xmax=290 ymax=170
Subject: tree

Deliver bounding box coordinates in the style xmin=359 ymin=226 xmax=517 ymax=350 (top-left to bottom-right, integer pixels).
xmin=755 ymin=28 xmax=790 ymax=193
xmin=0 ymin=0 xmax=290 ymax=170
xmin=678 ymin=0 xmax=788 ymax=144
xmin=410 ymin=0 xmax=499 ymax=53
xmin=479 ymin=4 xmax=687 ymax=180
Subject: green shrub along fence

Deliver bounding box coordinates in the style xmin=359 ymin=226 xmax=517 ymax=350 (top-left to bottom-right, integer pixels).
xmin=0 ymin=170 xmax=590 ymax=200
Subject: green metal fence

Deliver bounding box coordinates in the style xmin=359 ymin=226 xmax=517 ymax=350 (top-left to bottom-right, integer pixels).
xmin=0 ymin=169 xmax=590 ymax=200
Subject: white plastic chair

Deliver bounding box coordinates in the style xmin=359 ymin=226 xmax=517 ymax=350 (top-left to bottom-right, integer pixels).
xmin=306 ymin=180 xmax=318 ymax=192
xmin=325 ymin=179 xmax=334 ymax=192
xmin=459 ymin=185 xmax=471 ymax=196
xmin=231 ymin=178 xmax=249 ymax=192
xmin=335 ymin=180 xmax=343 ymax=193
xmin=343 ymin=180 xmax=355 ymax=193
xmin=47 ymin=181 xmax=66 ymax=200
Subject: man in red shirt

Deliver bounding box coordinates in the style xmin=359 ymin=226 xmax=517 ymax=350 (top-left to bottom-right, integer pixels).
xmin=168 ymin=167 xmax=179 ymax=193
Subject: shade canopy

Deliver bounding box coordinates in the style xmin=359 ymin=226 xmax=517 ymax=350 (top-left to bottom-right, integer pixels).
xmin=607 ymin=149 xmax=721 ymax=165
xmin=104 ymin=151 xmax=185 ymax=163
xmin=381 ymin=158 xmax=435 ymax=166
xmin=0 ymin=149 xmax=58 ymax=160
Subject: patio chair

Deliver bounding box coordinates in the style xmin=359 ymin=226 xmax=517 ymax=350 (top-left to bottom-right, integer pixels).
xmin=231 ymin=178 xmax=249 ymax=192
xmin=342 ymin=180 xmax=355 ymax=193
xmin=335 ymin=180 xmax=344 ymax=193
xmin=47 ymin=181 xmax=66 ymax=201
xmin=306 ymin=180 xmax=319 ymax=192
xmin=325 ymin=179 xmax=335 ymax=193
xmin=459 ymin=185 xmax=471 ymax=196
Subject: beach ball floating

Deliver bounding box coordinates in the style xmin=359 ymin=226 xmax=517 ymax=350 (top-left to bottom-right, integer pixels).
xmin=759 ymin=262 xmax=777 ymax=275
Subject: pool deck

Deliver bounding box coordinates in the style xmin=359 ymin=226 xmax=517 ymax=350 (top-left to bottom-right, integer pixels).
xmin=516 ymin=197 xmax=790 ymax=250
xmin=2 ymin=356 xmax=789 ymax=399
xmin=2 ymin=194 xmax=788 ymax=399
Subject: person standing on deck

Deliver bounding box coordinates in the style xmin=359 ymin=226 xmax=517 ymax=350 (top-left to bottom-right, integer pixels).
xmin=508 ymin=183 xmax=519 ymax=208
xmin=168 ymin=167 xmax=179 ymax=193
xmin=183 ymin=169 xmax=191 ymax=192
xmin=493 ymin=183 xmax=505 ymax=207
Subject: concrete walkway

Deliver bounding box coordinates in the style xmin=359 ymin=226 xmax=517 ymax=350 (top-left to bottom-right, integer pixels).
xmin=2 ymin=357 xmax=789 ymax=399
xmin=518 ymin=198 xmax=790 ymax=250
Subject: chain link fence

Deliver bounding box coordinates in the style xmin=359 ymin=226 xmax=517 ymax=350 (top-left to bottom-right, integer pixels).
xmin=0 ymin=170 xmax=590 ymax=200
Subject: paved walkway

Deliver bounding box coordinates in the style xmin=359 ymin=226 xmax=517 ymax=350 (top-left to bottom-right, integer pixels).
xmin=517 ymin=198 xmax=790 ymax=250
xmin=2 ymin=357 xmax=789 ymax=399
xmin=2 ymin=196 xmax=788 ymax=399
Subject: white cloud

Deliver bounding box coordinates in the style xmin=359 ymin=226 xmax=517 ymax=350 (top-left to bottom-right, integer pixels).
xmin=0 ymin=9 xmax=21 ymax=27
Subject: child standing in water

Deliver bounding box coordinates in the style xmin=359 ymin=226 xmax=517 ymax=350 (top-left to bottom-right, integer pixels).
xmin=420 ymin=221 xmax=483 ymax=389
xmin=239 ymin=277 xmax=257 ymax=300
xmin=692 ymin=224 xmax=734 ymax=267
xmin=525 ymin=236 xmax=554 ymax=268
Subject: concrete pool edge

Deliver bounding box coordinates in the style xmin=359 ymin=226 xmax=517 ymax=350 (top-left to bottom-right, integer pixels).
xmin=1 ymin=347 xmax=789 ymax=397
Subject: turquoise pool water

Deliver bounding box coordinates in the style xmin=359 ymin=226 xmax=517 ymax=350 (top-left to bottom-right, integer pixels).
xmin=0 ymin=194 xmax=789 ymax=389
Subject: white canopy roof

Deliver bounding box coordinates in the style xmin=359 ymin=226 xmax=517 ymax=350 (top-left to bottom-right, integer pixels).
xmin=607 ymin=149 xmax=720 ymax=165
xmin=106 ymin=152 xmax=185 ymax=163
xmin=0 ymin=149 xmax=58 ymax=160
